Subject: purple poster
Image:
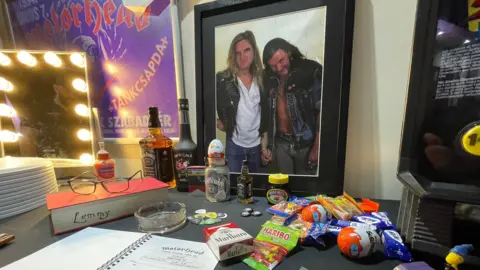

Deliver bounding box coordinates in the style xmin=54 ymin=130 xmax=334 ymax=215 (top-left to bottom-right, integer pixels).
xmin=7 ymin=0 xmax=179 ymax=139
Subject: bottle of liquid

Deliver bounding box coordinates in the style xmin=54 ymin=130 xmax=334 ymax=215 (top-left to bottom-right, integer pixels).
xmin=139 ymin=107 xmax=176 ymax=188
xmin=173 ymin=98 xmax=197 ymax=192
xmin=94 ymin=141 xmax=115 ymax=181
xmin=237 ymin=160 xmax=253 ymax=204
xmin=205 ymin=139 xmax=230 ymax=202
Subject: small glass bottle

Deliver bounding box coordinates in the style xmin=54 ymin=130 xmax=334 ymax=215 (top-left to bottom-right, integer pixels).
xmin=94 ymin=142 xmax=115 ymax=181
xmin=205 ymin=139 xmax=230 ymax=202
xmin=237 ymin=160 xmax=253 ymax=204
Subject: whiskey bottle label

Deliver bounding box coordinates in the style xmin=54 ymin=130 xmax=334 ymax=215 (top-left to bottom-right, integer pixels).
xmin=141 ymin=148 xmax=156 ymax=178
xmin=174 ymin=151 xmax=192 ymax=183
xmin=237 ymin=183 xmax=245 ymax=199
xmin=246 ymin=182 xmax=252 ymax=198
xmin=155 ymin=148 xmax=175 ymax=182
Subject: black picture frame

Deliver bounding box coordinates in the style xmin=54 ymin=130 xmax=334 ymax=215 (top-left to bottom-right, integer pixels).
xmin=194 ymin=0 xmax=355 ymax=196
xmin=397 ymin=0 xmax=480 ymax=204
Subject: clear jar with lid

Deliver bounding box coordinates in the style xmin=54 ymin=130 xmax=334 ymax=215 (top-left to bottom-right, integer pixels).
xmin=205 ymin=139 xmax=230 ymax=202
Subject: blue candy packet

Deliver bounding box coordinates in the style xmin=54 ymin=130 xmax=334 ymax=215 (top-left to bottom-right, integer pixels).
xmin=325 ymin=224 xmax=343 ymax=236
xmin=381 ymin=229 xmax=412 ymax=262
xmin=329 ymin=219 xmax=378 ymax=231
xmin=288 ymin=196 xmax=312 ymax=207
xmin=351 ymin=212 xmax=396 ymax=230
xmin=301 ymin=222 xmax=328 ymax=246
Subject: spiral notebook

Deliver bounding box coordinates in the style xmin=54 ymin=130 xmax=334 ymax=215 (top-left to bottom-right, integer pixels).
xmin=1 ymin=227 xmax=218 ymax=270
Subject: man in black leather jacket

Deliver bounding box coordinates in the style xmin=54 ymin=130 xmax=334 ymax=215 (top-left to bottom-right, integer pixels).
xmin=262 ymin=38 xmax=322 ymax=174
xmin=216 ymin=31 xmax=268 ymax=173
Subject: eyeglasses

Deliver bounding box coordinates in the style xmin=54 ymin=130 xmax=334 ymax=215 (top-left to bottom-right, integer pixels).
xmin=67 ymin=170 xmax=143 ymax=195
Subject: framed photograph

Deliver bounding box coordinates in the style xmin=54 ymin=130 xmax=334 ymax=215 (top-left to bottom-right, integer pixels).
xmin=195 ymin=0 xmax=355 ymax=196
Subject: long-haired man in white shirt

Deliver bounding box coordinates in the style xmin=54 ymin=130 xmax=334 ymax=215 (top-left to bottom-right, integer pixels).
xmin=216 ymin=30 xmax=271 ymax=172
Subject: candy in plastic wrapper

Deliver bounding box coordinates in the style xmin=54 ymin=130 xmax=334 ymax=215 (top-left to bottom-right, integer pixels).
xmin=351 ymin=212 xmax=396 ymax=230
xmin=329 ymin=219 xmax=378 ymax=231
xmin=267 ymin=201 xmax=301 ymax=218
xmin=287 ymin=196 xmax=312 ymax=212
xmin=326 ymin=224 xmax=343 ymax=236
xmin=337 ymin=192 xmax=364 ymax=216
xmin=300 ymin=222 xmax=328 ymax=246
xmin=270 ymin=213 xmax=298 ymax=226
xmin=381 ymin=229 xmax=412 ymax=262
xmin=318 ymin=196 xmax=352 ymax=220
xmin=301 ymin=204 xmax=331 ymax=223
xmin=243 ymin=221 xmax=300 ymax=270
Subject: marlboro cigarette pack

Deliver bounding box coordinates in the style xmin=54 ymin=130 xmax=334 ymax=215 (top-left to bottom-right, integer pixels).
xmin=204 ymin=222 xmax=254 ymax=261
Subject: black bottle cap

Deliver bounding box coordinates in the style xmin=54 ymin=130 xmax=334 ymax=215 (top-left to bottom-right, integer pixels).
xmin=242 ymin=160 xmax=248 ymax=165
xmin=178 ymin=99 xmax=189 ymax=111
xmin=148 ymin=106 xmax=161 ymax=128
xmin=148 ymin=106 xmax=158 ymax=115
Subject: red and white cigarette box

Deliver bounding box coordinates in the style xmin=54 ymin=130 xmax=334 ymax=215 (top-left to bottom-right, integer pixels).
xmin=204 ymin=222 xmax=254 ymax=261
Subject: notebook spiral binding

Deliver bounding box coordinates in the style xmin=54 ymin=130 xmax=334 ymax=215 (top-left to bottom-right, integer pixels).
xmin=97 ymin=233 xmax=153 ymax=270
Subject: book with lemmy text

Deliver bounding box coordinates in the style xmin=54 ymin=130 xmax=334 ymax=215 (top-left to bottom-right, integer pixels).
xmin=46 ymin=178 xmax=168 ymax=235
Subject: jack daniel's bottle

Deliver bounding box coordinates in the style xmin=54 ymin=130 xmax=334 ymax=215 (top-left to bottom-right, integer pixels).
xmin=237 ymin=160 xmax=253 ymax=204
xmin=173 ymin=99 xmax=197 ymax=192
xmin=139 ymin=107 xmax=176 ymax=188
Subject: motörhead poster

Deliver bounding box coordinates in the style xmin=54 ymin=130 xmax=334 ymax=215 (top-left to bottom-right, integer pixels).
xmin=7 ymin=0 xmax=179 ymax=140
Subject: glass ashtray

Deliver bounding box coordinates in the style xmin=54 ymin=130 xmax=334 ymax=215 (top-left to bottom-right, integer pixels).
xmin=134 ymin=201 xmax=186 ymax=234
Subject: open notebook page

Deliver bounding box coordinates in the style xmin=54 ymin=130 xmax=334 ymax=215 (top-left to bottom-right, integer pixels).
xmin=110 ymin=236 xmax=218 ymax=270
xmin=1 ymin=227 xmax=145 ymax=270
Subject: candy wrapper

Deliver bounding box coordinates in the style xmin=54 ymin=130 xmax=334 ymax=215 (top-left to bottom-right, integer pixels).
xmin=299 ymin=222 xmax=328 ymax=246
xmin=270 ymin=213 xmax=298 ymax=226
xmin=316 ymin=192 xmax=363 ymax=220
xmin=243 ymin=221 xmax=300 ymax=270
xmin=351 ymin=212 xmax=396 ymax=230
xmin=267 ymin=201 xmax=301 ymax=218
xmin=287 ymin=196 xmax=312 ymax=212
xmin=338 ymin=192 xmax=364 ymax=216
xmin=381 ymin=229 xmax=412 ymax=262
xmin=318 ymin=196 xmax=352 ymax=220
xmin=329 ymin=219 xmax=378 ymax=231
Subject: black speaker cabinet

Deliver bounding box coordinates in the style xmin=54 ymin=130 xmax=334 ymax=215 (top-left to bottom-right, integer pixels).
xmin=398 ymin=0 xmax=480 ymax=267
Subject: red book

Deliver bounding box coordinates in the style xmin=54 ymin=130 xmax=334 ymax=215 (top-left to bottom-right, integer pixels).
xmin=47 ymin=178 xmax=169 ymax=235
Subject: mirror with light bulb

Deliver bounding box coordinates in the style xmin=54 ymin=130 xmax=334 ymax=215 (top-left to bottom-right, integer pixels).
xmin=0 ymin=50 xmax=94 ymax=163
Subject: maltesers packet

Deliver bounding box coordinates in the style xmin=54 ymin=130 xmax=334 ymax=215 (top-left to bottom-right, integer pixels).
xmin=204 ymin=222 xmax=254 ymax=261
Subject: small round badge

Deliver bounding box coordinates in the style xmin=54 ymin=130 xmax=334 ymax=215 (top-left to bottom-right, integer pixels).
xmin=241 ymin=211 xmax=251 ymax=217
xmin=217 ymin=213 xmax=228 ymax=219
xmin=205 ymin=212 xmax=218 ymax=219
xmin=252 ymin=211 xmax=262 ymax=217
xmin=194 ymin=214 xmax=205 ymax=219
xmin=243 ymin=208 xmax=253 ymax=213
xmin=195 ymin=209 xmax=207 ymax=215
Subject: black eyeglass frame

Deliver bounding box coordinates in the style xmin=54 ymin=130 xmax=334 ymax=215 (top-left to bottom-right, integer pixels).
xmin=67 ymin=170 xmax=144 ymax=195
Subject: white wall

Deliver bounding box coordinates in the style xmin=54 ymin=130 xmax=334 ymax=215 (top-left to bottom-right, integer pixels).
xmin=180 ymin=0 xmax=418 ymax=200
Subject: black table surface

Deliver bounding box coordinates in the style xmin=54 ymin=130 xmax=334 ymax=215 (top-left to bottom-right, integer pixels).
xmin=0 ymin=191 xmax=402 ymax=269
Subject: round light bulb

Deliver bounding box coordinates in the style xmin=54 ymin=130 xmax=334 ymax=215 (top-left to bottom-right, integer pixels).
xmin=77 ymin=129 xmax=92 ymax=141
xmin=0 ymin=130 xmax=21 ymax=143
xmin=79 ymin=153 xmax=93 ymax=165
xmin=105 ymin=63 xmax=118 ymax=75
xmin=75 ymin=104 xmax=89 ymax=117
xmin=0 ymin=104 xmax=16 ymax=117
xmin=44 ymin=52 xmax=62 ymax=67
xmin=17 ymin=51 xmax=37 ymax=67
xmin=0 ymin=52 xmax=11 ymax=66
xmin=0 ymin=77 xmax=13 ymax=92
xmin=72 ymin=78 xmax=88 ymax=92
xmin=70 ymin=53 xmax=85 ymax=68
